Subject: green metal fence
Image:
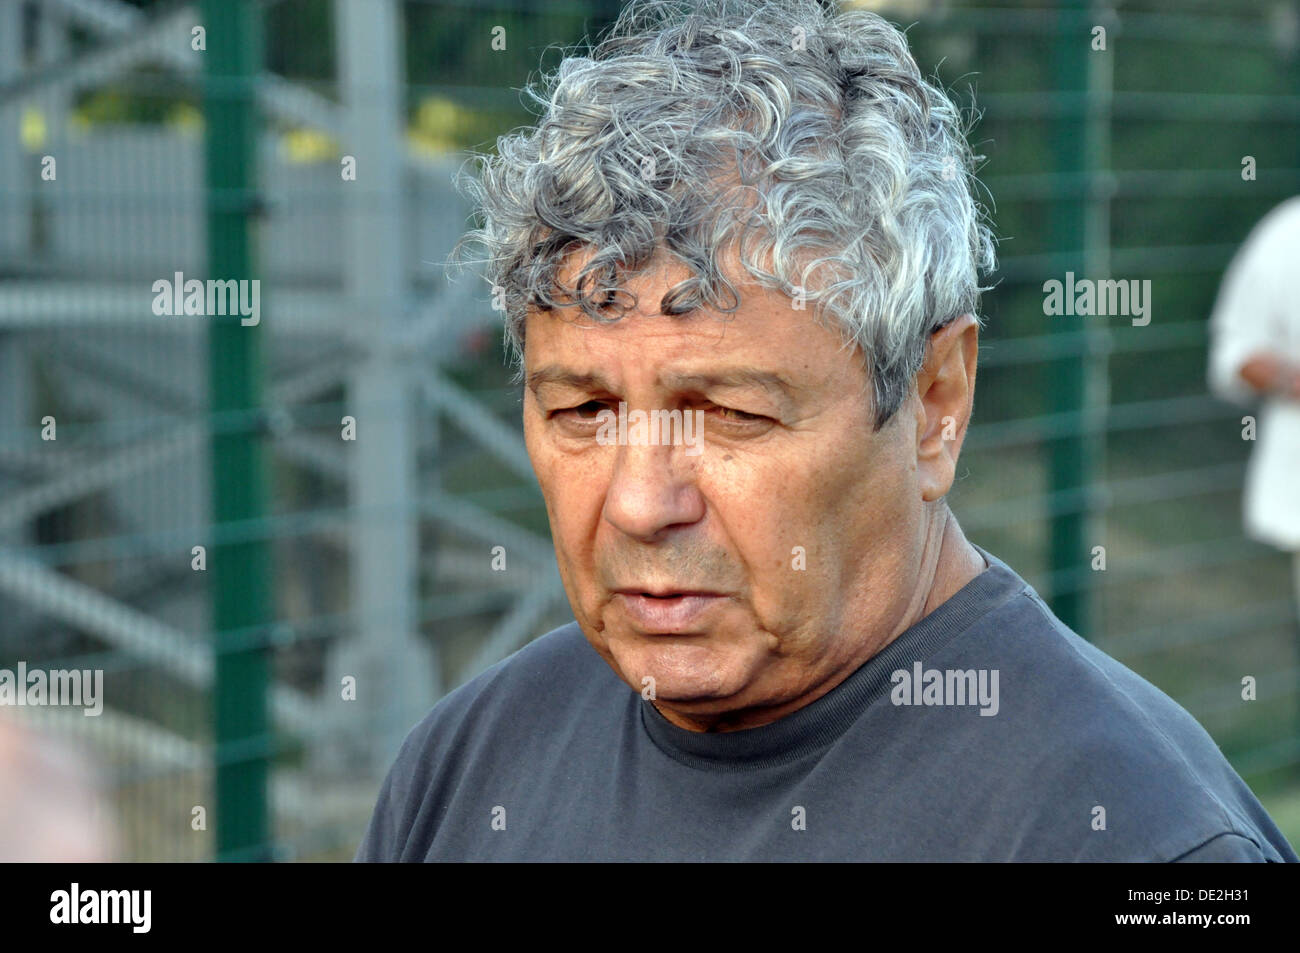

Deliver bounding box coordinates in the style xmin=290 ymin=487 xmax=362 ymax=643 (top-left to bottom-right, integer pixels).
xmin=1 ymin=0 xmax=1298 ymax=861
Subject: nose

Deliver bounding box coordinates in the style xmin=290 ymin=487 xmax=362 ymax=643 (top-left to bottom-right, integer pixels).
xmin=602 ymin=438 xmax=705 ymax=542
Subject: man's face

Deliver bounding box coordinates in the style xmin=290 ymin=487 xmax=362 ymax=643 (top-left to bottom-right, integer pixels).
xmin=522 ymin=253 xmax=958 ymax=731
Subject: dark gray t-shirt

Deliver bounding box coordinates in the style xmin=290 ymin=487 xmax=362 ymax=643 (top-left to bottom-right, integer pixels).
xmin=355 ymin=546 xmax=1298 ymax=862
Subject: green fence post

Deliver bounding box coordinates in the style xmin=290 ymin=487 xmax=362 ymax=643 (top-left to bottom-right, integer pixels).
xmin=1047 ymin=0 xmax=1094 ymax=637
xmin=202 ymin=0 xmax=272 ymax=861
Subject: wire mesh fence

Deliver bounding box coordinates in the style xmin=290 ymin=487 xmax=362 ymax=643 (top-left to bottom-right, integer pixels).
xmin=0 ymin=0 xmax=1297 ymax=861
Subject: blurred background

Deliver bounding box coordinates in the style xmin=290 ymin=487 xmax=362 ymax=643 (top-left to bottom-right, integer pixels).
xmin=0 ymin=0 xmax=1298 ymax=861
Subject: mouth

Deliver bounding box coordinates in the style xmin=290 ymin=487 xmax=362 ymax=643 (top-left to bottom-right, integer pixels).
xmin=613 ymin=590 xmax=728 ymax=633
xmin=616 ymin=589 xmax=725 ymax=599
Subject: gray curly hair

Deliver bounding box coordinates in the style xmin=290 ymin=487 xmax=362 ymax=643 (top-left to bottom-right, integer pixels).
xmin=453 ymin=0 xmax=996 ymax=431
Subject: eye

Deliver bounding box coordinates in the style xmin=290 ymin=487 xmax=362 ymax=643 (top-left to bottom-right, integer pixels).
xmin=554 ymin=400 xmax=609 ymax=419
xmin=712 ymin=406 xmax=767 ymax=423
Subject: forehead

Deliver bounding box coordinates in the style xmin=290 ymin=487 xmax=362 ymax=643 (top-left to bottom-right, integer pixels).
xmin=522 ymin=246 xmax=849 ymax=388
xmin=525 ymin=362 xmax=800 ymax=416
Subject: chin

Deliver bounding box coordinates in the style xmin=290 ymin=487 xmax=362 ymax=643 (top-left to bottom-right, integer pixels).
xmin=606 ymin=632 xmax=761 ymax=702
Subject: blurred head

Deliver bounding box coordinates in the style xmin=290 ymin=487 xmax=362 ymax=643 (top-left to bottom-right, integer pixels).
xmin=0 ymin=716 xmax=115 ymax=861
xmin=458 ymin=0 xmax=995 ymax=730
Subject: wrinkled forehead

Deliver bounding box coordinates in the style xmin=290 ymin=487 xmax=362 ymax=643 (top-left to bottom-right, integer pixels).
xmin=521 ymin=263 xmax=873 ymax=416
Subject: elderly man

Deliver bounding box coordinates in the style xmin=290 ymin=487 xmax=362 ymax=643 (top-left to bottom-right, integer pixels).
xmin=357 ymin=0 xmax=1296 ymax=862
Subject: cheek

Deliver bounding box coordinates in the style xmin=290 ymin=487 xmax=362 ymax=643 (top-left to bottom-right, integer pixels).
xmin=524 ymin=417 xmax=568 ymax=502
xmin=704 ymin=461 xmax=826 ymax=628
xmin=822 ymin=446 xmax=919 ymax=595
xmin=527 ymin=441 xmax=606 ymax=564
xmin=782 ymin=434 xmax=905 ymax=574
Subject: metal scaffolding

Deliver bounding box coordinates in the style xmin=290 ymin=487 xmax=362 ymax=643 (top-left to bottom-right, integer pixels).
xmin=0 ymin=0 xmax=567 ymax=861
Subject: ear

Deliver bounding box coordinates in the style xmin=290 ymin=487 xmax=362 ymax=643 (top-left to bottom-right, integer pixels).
xmin=914 ymin=314 xmax=979 ymax=502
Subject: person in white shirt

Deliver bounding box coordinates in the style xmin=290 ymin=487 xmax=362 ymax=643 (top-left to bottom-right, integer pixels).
xmin=1207 ymin=195 xmax=1300 ymax=608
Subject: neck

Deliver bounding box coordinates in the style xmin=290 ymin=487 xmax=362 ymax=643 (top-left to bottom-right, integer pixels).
xmin=915 ymin=505 xmax=987 ymax=622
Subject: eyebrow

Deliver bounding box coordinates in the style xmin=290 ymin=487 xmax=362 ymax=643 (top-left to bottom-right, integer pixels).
xmin=526 ymin=367 xmax=609 ymax=394
xmin=525 ymin=365 xmax=798 ymax=408
xmin=661 ymin=370 xmax=797 ymax=404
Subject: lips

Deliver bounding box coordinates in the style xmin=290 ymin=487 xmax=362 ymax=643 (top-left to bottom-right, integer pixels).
xmin=614 ymin=590 xmax=728 ymax=632
xmin=616 ymin=589 xmax=724 ymax=598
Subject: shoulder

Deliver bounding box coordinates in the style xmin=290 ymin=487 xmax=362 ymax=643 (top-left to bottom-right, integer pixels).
xmin=1172 ymin=832 xmax=1272 ymax=863
xmin=956 ymin=579 xmax=1293 ymax=861
xmin=354 ymin=620 xmax=622 ymax=861
xmin=401 ymin=619 xmax=612 ymax=759
xmin=1227 ymin=195 xmax=1300 ymax=277
xmin=1252 ymin=195 xmax=1300 ymax=240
